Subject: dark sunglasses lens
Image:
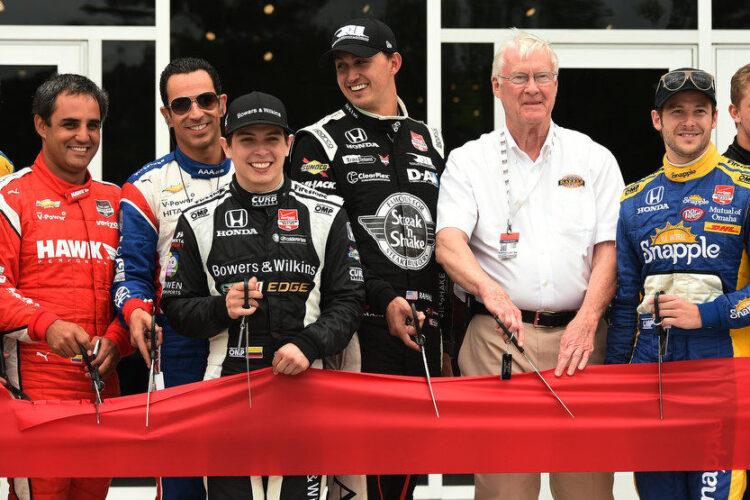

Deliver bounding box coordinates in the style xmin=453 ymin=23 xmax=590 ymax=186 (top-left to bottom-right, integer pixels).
xmin=663 ymin=71 xmax=687 ymax=91
xmin=196 ymin=93 xmax=219 ymax=110
xmin=691 ymin=72 xmax=713 ymax=90
xmin=170 ymin=97 xmax=192 ymax=114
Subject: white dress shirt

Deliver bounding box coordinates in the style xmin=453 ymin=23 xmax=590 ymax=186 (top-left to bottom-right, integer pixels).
xmin=436 ymin=121 xmax=624 ymax=311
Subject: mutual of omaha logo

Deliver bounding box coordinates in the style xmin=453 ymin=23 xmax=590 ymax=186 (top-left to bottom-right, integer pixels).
xmin=95 ymin=200 xmax=114 ymax=218
xmin=278 ymin=209 xmax=299 ymax=231
xmin=713 ymin=185 xmax=734 ymax=205
xmin=641 ymin=221 xmax=719 ymax=265
xmin=558 ymin=175 xmax=585 ymax=189
xmin=36 ymin=199 xmax=60 ymax=209
xmin=410 ymin=131 xmax=428 ymax=152
xmin=358 ymin=193 xmax=435 ymax=270
xmin=704 ymin=222 xmax=741 ymax=235
xmin=680 ymin=206 xmax=704 ymax=222
xmin=301 ymin=159 xmax=329 ymax=176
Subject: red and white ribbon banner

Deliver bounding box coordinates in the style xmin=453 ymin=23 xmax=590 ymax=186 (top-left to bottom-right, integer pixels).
xmin=1 ymin=357 xmax=749 ymax=477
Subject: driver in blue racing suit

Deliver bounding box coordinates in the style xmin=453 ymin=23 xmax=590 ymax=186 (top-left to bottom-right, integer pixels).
xmin=607 ymin=68 xmax=748 ymax=499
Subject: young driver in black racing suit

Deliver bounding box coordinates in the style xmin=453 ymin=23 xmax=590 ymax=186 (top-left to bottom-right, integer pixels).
xmin=162 ymin=91 xmax=364 ymax=500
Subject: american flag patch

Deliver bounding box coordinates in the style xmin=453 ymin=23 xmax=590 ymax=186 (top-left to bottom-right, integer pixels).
xmin=405 ymin=290 xmax=418 ymax=301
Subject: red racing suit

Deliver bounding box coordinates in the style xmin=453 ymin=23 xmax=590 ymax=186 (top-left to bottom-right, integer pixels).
xmin=0 ymin=153 xmax=130 ymax=500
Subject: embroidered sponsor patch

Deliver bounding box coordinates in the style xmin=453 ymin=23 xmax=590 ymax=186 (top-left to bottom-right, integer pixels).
xmin=680 ymin=207 xmax=705 ymax=222
xmin=278 ymin=209 xmax=299 ymax=231
xmin=557 ymin=175 xmax=585 ymax=188
xmin=704 ymin=222 xmax=741 ymax=235
xmin=713 ymin=185 xmax=734 ymax=205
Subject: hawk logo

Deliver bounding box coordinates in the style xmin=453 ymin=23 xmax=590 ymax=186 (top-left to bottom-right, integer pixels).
xmin=358 ymin=193 xmax=435 ymax=270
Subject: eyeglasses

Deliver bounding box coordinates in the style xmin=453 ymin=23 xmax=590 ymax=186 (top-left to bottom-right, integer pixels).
xmin=497 ymin=72 xmax=557 ymax=86
xmin=659 ymin=70 xmax=715 ymax=91
xmin=168 ymin=92 xmax=220 ymax=115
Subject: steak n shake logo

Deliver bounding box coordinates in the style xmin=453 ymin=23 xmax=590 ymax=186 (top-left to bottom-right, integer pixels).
xmin=358 ymin=193 xmax=435 ymax=270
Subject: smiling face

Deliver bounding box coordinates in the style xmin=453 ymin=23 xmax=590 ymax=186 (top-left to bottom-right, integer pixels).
xmin=221 ymin=124 xmax=290 ymax=193
xmin=492 ymin=45 xmax=558 ymax=131
xmin=652 ymin=91 xmax=717 ymax=164
xmin=334 ymin=51 xmax=401 ymax=115
xmin=160 ymin=70 xmax=227 ymax=162
xmin=34 ymin=91 xmax=101 ymax=184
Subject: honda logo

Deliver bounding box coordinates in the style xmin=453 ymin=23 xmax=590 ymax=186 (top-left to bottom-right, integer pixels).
xmin=645 ymin=186 xmax=664 ymax=205
xmin=345 ymin=128 xmax=368 ymax=144
xmin=225 ymin=209 xmax=248 ymax=228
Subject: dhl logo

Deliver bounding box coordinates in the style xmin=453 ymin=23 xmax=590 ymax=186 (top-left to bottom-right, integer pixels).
xmin=704 ymin=222 xmax=741 ymax=235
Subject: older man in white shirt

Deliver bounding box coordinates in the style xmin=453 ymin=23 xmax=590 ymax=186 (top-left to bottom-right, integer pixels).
xmin=435 ymin=30 xmax=623 ymax=500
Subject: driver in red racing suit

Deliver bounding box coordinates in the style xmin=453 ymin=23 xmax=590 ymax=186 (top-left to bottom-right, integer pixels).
xmin=0 ymin=74 xmax=130 ymax=500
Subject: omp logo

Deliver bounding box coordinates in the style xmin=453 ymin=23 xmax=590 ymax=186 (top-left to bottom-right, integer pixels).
xmin=641 ymin=221 xmax=719 ymax=265
xmin=36 ymin=240 xmax=116 ymax=260
xmin=704 ymin=222 xmax=741 ymax=235
xmin=344 ymin=128 xmax=368 ymax=144
xmin=314 ymin=204 xmax=334 ymax=215
xmin=731 ymin=298 xmax=750 ymax=319
xmin=190 ymin=208 xmax=209 ymax=220
xmin=225 ymin=209 xmax=247 ymax=228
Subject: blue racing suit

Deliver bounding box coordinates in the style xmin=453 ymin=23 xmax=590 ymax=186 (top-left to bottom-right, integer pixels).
xmin=607 ymin=143 xmax=748 ymax=500
xmin=112 ymin=147 xmax=233 ymax=500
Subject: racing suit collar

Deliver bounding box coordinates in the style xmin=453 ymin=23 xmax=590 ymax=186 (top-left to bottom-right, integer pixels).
xmin=663 ymin=143 xmax=719 ymax=182
xmin=343 ymin=97 xmax=409 ymax=123
xmin=230 ymin=174 xmax=289 ymax=208
xmin=31 ymin=151 xmax=93 ymax=202
xmin=725 ymin=136 xmax=750 ymax=165
xmin=174 ymin=146 xmax=232 ymax=179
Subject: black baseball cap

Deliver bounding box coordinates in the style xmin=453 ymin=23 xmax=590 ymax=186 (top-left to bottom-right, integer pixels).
xmin=319 ymin=18 xmax=398 ymax=66
xmin=655 ymin=67 xmax=716 ymax=109
xmin=224 ymin=91 xmax=292 ymax=135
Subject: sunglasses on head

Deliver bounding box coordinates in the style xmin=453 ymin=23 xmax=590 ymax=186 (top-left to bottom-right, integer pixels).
xmin=168 ymin=92 xmax=220 ymax=115
xmin=659 ymin=70 xmax=715 ymax=92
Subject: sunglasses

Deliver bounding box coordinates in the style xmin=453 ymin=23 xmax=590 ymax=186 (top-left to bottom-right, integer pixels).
xmin=168 ymin=92 xmax=220 ymax=115
xmin=659 ymin=70 xmax=715 ymax=92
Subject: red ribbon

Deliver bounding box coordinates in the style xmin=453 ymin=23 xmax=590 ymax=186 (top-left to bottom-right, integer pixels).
xmin=1 ymin=357 xmax=749 ymax=477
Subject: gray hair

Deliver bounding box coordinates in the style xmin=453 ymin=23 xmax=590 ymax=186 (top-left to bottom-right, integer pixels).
xmin=492 ymin=28 xmax=559 ymax=79
xmin=32 ymin=74 xmax=109 ymax=124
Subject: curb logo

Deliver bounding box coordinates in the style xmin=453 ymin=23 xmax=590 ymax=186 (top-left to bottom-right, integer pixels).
xmin=358 ymin=193 xmax=435 ymax=270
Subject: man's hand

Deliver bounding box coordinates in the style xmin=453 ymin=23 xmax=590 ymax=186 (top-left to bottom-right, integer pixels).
xmin=478 ymin=281 xmax=525 ymax=347
xmin=554 ymin=314 xmax=597 ymax=377
xmin=45 ymin=320 xmax=92 ymax=358
xmin=648 ymin=294 xmax=702 ymax=329
xmin=88 ymin=336 xmax=121 ymax=380
xmin=385 ymin=297 xmax=424 ymax=352
xmin=226 ymin=277 xmax=263 ymax=319
xmin=129 ymin=308 xmax=162 ymax=367
xmin=272 ymin=343 xmax=310 ymax=375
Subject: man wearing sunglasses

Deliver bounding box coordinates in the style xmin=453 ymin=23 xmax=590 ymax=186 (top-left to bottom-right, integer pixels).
xmin=607 ymin=68 xmax=749 ymax=499
xmin=288 ymin=17 xmax=451 ymax=500
xmin=436 ymin=30 xmax=622 ymax=499
xmin=112 ymin=57 xmax=233 ymax=500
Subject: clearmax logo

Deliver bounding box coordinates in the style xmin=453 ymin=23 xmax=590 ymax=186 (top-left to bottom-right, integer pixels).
xmin=641 ymin=236 xmax=719 ymax=265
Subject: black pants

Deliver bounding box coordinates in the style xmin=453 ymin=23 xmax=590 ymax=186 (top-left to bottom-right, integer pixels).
xmin=206 ymin=475 xmax=324 ymax=499
xmin=367 ymin=474 xmax=419 ymax=500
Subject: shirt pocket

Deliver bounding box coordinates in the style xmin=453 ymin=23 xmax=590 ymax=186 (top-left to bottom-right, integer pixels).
xmin=554 ymin=182 xmax=596 ymax=239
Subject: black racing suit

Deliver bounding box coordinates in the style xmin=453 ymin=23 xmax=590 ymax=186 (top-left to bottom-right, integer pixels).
xmin=288 ymin=99 xmax=451 ymax=377
xmin=161 ymin=176 xmax=364 ymax=500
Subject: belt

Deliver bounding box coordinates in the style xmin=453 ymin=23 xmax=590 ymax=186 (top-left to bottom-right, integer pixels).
xmin=468 ymin=297 xmax=577 ymax=328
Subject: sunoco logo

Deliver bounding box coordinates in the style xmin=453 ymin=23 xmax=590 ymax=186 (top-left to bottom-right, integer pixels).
xmin=641 ymin=221 xmax=719 ymax=265
xmin=358 ymin=193 xmax=435 ymax=270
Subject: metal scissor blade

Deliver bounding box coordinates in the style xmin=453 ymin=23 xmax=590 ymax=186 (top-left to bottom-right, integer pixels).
xmin=77 ymin=341 xmax=103 ymax=424
xmin=522 ymin=353 xmax=575 ymax=419
xmin=243 ymin=318 xmax=252 ymax=408
xmin=146 ymin=361 xmax=155 ymax=427
xmin=658 ymin=350 xmax=663 ymax=420
xmin=493 ymin=316 xmax=575 ymax=418
xmin=420 ymin=346 xmax=440 ymax=418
